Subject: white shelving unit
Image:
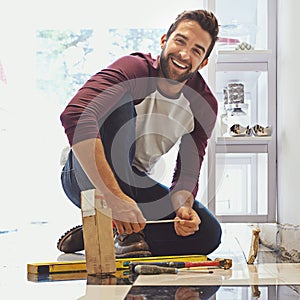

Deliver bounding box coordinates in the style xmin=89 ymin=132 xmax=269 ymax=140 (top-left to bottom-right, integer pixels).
xmin=216 ymin=50 xmax=272 ymax=63
xmin=206 ymin=0 xmax=277 ymax=222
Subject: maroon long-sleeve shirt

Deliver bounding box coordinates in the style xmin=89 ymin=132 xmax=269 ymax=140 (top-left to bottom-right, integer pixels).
xmin=60 ymin=52 xmax=218 ymax=198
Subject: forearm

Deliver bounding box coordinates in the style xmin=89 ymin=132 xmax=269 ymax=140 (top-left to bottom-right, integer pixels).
xmin=72 ymin=138 xmax=146 ymax=234
xmin=171 ymin=190 xmax=195 ymax=212
xmin=72 ymin=137 xmax=124 ymax=199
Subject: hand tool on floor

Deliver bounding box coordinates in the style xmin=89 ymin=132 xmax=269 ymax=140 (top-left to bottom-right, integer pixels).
xmin=27 ymin=255 xmax=208 ymax=275
xmin=133 ymin=264 xmax=213 ymax=275
xmin=129 ymin=258 xmax=232 ymax=271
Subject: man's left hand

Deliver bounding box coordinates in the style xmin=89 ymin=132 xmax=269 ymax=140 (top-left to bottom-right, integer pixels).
xmin=174 ymin=206 xmax=201 ymax=236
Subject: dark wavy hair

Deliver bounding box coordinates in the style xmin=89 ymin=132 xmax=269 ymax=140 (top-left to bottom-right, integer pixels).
xmin=166 ymin=10 xmax=219 ymax=60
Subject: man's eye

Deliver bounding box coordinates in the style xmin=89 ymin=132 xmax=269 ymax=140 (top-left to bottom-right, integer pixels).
xmin=193 ymin=49 xmax=201 ymax=56
xmin=175 ymin=38 xmax=185 ymax=44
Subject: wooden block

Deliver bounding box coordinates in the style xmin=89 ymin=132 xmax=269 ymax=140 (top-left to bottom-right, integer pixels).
xmin=81 ymin=189 xmax=116 ymax=275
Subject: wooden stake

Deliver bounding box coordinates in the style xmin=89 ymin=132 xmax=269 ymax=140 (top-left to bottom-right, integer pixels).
xmin=81 ymin=189 xmax=116 ymax=275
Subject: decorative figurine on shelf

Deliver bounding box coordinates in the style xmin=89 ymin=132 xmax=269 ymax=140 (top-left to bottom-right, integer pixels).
xmin=235 ymin=42 xmax=254 ymax=51
xmin=221 ymin=82 xmax=249 ymax=136
xmin=252 ymin=124 xmax=272 ymax=136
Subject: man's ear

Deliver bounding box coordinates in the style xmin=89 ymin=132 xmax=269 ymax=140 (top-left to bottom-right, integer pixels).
xmin=160 ymin=34 xmax=167 ymax=49
xmin=198 ymin=58 xmax=208 ymax=70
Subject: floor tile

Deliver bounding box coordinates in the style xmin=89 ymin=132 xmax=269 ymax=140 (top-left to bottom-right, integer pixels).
xmin=78 ymin=285 xmax=131 ymax=300
xmin=1 ymin=222 xmax=300 ymax=299
xmin=132 ymin=263 xmax=300 ymax=287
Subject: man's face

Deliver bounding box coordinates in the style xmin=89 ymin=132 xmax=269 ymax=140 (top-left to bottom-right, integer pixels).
xmin=159 ymin=20 xmax=212 ymax=83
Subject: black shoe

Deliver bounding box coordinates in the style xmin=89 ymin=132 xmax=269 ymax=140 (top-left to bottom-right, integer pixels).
xmin=57 ymin=225 xmax=152 ymax=258
xmin=114 ymin=231 xmax=152 ymax=258
xmin=57 ymin=225 xmax=84 ymax=253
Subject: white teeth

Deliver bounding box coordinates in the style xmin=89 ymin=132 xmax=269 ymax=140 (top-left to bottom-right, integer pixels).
xmin=172 ymin=58 xmax=187 ymax=69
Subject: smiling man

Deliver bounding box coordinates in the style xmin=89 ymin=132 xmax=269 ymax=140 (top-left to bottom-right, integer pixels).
xmin=58 ymin=9 xmax=222 ymax=258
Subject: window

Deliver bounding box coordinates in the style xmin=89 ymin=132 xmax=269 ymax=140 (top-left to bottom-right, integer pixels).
xmin=0 ymin=0 xmax=206 ymax=225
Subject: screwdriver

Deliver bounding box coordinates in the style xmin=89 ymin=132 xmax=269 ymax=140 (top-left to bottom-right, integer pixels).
xmin=133 ymin=264 xmax=213 ymax=275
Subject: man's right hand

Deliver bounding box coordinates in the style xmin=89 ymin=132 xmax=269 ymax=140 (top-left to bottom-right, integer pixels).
xmin=106 ymin=193 xmax=146 ymax=235
xmin=72 ymin=138 xmax=146 ymax=234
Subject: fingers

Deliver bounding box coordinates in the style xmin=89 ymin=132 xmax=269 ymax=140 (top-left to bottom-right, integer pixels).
xmin=123 ymin=222 xmax=134 ymax=234
xmin=110 ymin=197 xmax=146 ymax=234
xmin=176 ymin=206 xmax=193 ymax=221
xmin=131 ymin=220 xmax=144 ymax=233
xmin=114 ymin=221 xmax=145 ymax=235
xmin=174 ymin=216 xmax=200 ymax=236
xmin=114 ymin=220 xmax=125 ymax=234
xmin=175 ymin=224 xmax=197 ymax=236
xmin=114 ymin=221 xmax=134 ymax=235
xmin=107 ymin=192 xmax=147 ymax=235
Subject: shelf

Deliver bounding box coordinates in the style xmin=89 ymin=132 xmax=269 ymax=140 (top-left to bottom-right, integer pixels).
xmin=216 ymin=136 xmax=272 ymax=144
xmin=207 ymin=0 xmax=277 ymax=222
xmin=216 ymin=50 xmax=272 ymax=63
xmin=215 ymin=136 xmax=272 ymax=153
xmin=215 ymin=70 xmax=264 ymax=92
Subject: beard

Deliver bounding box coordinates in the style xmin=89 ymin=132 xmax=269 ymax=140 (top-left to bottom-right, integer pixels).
xmin=159 ymin=49 xmax=196 ymax=84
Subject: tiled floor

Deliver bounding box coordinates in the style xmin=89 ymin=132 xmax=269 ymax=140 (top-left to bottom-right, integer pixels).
xmin=1 ymin=223 xmax=300 ymax=299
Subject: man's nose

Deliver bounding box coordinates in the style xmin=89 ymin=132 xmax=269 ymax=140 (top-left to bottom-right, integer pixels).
xmin=178 ymin=48 xmax=190 ymax=60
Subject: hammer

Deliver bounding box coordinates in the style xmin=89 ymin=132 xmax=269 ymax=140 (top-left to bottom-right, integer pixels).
xmin=130 ymin=258 xmax=232 ymax=271
xmin=183 ymin=258 xmax=232 ymax=270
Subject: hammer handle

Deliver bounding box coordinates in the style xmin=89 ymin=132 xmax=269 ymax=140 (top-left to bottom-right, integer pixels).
xmin=185 ymin=261 xmax=221 ymax=268
xmin=130 ymin=261 xmax=220 ymax=270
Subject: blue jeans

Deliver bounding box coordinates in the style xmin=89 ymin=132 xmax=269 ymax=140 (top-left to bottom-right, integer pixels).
xmin=61 ymin=93 xmax=222 ymax=255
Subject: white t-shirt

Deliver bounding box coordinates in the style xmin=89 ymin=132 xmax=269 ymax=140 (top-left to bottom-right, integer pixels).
xmin=133 ymin=90 xmax=194 ymax=173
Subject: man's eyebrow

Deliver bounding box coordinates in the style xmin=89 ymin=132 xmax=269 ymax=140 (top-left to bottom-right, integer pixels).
xmin=175 ymin=33 xmax=206 ymax=53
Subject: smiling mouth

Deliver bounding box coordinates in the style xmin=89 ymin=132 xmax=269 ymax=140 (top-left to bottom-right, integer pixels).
xmin=171 ymin=58 xmax=188 ymax=69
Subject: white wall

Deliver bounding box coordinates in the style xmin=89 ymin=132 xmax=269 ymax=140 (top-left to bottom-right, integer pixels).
xmin=277 ymin=0 xmax=300 ymax=226
xmin=0 ymin=0 xmax=206 ymax=230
